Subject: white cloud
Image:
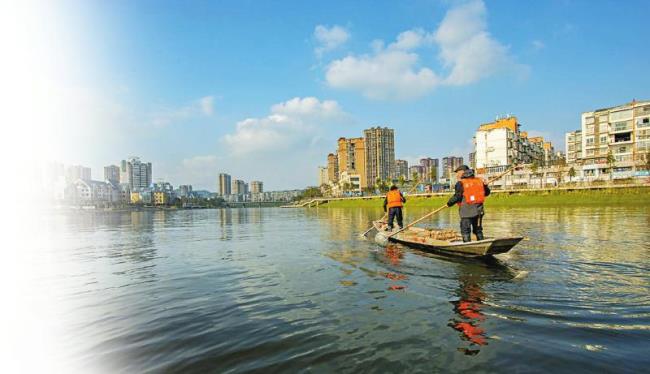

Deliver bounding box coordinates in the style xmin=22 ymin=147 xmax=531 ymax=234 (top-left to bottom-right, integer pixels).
xmin=150 ymin=95 xmax=214 ymax=126
xmin=388 ymin=29 xmax=433 ymax=51
xmin=326 ymin=50 xmax=440 ymax=100
xmin=433 ymin=0 xmax=512 ymax=86
xmin=314 ymin=25 xmax=350 ymax=57
xmin=223 ymin=97 xmax=344 ymax=155
xmin=324 ymin=0 xmax=522 ymax=100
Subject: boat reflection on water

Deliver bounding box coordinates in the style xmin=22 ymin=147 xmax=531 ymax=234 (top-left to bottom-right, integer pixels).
xmin=443 ymin=256 xmax=515 ymax=355
xmin=449 ymin=276 xmax=488 ymax=354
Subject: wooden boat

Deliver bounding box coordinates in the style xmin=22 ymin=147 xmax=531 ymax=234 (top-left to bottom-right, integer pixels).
xmin=372 ymin=221 xmax=523 ymax=257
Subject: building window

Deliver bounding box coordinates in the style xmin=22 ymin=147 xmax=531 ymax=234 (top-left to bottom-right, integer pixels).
xmin=586 ymin=137 xmax=595 ymax=145
xmin=637 ymin=117 xmax=650 ymax=128
xmin=586 ymin=124 xmax=595 ymax=134
xmin=609 ymin=109 xmax=632 ymax=122
xmin=613 ymin=121 xmax=630 ymax=131
xmin=599 ymin=123 xmax=608 ymax=132
xmin=599 ymin=135 xmax=607 ymax=144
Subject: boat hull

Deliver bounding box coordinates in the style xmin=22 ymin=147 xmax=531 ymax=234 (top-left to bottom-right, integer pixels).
xmin=372 ymin=221 xmax=522 ymax=257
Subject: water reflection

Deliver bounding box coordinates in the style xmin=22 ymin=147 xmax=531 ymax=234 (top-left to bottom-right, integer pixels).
xmin=32 ymin=206 xmax=650 ymax=372
xmin=450 ymin=276 xmax=488 ymax=354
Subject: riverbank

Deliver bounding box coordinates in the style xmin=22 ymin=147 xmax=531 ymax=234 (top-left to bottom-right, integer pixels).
xmin=321 ymin=186 xmax=650 ymax=208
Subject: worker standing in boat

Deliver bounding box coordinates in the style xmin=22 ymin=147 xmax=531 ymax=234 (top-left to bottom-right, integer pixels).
xmin=384 ymin=185 xmax=406 ymax=231
xmin=446 ymin=165 xmax=490 ymax=242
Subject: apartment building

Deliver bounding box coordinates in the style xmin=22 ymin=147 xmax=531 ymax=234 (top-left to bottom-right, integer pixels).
xmin=579 ymin=100 xmax=650 ymax=178
xmin=337 ymin=137 xmax=367 ymax=188
xmin=364 ymin=127 xmax=395 ymax=184
xmin=327 ymin=153 xmax=339 ymax=183
xmin=395 ymin=159 xmax=409 ymax=179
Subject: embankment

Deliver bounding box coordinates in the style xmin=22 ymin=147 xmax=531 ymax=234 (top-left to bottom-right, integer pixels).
xmin=321 ymin=186 xmax=650 ymax=208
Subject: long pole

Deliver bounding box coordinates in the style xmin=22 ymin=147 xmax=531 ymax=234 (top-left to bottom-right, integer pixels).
xmin=385 ymin=165 xmax=517 ymax=239
xmin=360 ymin=178 xmax=422 ymax=237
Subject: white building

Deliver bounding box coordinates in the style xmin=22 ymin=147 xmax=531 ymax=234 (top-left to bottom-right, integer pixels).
xmin=338 ymin=170 xmax=362 ymax=193
xmin=70 ymin=179 xmax=117 ymax=204
xmin=475 ymin=116 xmax=550 ymax=172
xmin=578 ymin=100 xmax=650 ymax=179
xmin=318 ymin=166 xmax=328 ymax=186
xmin=122 ymin=157 xmax=152 ymax=191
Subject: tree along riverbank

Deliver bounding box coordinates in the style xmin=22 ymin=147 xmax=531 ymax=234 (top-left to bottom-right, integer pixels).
xmin=319 ymin=186 xmax=650 ymax=208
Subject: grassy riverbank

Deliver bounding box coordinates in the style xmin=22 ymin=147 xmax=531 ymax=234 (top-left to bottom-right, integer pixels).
xmin=322 ymin=187 xmax=650 ymax=208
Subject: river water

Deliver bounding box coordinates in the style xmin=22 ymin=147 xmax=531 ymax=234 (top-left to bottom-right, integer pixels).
xmin=20 ymin=206 xmax=650 ymax=372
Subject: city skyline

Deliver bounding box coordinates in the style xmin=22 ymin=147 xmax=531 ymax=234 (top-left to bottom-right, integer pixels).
xmin=27 ymin=0 xmax=650 ymax=190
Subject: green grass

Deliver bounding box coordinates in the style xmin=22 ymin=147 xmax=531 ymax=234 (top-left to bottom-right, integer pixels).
xmin=322 ymin=187 xmax=650 ymax=208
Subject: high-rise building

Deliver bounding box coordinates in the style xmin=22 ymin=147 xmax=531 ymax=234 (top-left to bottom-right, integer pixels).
xmin=565 ymin=130 xmax=583 ymax=165
xmin=468 ymin=152 xmax=476 ymax=169
xmin=337 ymin=137 xmax=367 ymax=188
xmin=65 ymin=164 xmax=91 ymax=183
xmin=250 ymin=181 xmax=263 ymax=193
xmin=119 ymin=160 xmax=128 ymax=183
xmin=219 ymin=173 xmax=232 ymax=196
xmin=474 ymin=116 xmax=520 ymax=170
xmin=179 ymin=185 xmax=193 ymax=198
xmin=327 ymin=153 xmax=339 ymax=183
xmin=441 ymin=156 xmax=464 ymax=181
xmin=409 ymin=165 xmax=424 ymax=181
xmin=577 ymin=100 xmax=650 ymax=178
xmin=104 ymin=165 xmax=120 ymax=184
xmin=318 ymin=166 xmax=328 ymax=186
xmin=395 ymin=160 xmax=409 ymax=179
xmin=122 ymin=157 xmax=152 ymax=191
xmin=473 ymin=116 xmax=550 ymax=173
xmin=231 ymin=179 xmax=246 ymax=195
xmin=364 ymin=126 xmax=395 ymax=184
xmin=419 ymin=158 xmax=439 ymax=183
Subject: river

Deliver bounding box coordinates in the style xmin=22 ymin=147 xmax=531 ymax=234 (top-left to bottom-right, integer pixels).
xmin=19 ymin=206 xmax=650 ymax=372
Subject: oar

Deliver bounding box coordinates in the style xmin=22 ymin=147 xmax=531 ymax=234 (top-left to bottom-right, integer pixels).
xmin=359 ymin=179 xmax=422 ymax=238
xmin=377 ymin=165 xmax=518 ymax=244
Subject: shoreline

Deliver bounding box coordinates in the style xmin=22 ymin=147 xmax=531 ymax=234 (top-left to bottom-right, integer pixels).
xmin=316 ymin=186 xmax=650 ymax=208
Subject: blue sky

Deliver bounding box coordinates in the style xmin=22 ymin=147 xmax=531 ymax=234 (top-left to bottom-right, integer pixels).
xmin=44 ymin=0 xmax=650 ymax=190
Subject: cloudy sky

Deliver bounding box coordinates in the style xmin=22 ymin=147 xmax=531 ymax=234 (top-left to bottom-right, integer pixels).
xmin=15 ymin=0 xmax=650 ymax=190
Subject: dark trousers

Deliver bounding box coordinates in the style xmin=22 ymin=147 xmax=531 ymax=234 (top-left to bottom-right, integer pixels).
xmin=387 ymin=207 xmax=403 ymax=229
xmin=460 ymin=215 xmax=484 ymax=242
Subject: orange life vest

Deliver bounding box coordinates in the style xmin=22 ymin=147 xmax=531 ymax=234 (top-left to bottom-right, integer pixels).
xmin=386 ymin=190 xmax=403 ymax=208
xmin=458 ymin=177 xmax=485 ymax=205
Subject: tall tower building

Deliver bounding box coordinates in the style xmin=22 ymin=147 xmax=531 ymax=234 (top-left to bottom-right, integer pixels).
xmin=327 ymin=153 xmax=339 ymax=183
xmin=395 ymin=159 xmax=409 ymax=179
xmin=119 ymin=160 xmax=128 ymax=183
xmin=231 ymin=179 xmax=246 ymax=195
xmin=364 ymin=126 xmax=395 ymax=184
xmin=219 ymin=173 xmax=232 ymax=196
xmin=250 ymin=181 xmax=263 ymax=193
xmin=442 ymin=156 xmax=464 ymax=181
xmin=123 ymin=157 xmax=152 ymax=191
xmin=419 ymin=158 xmax=439 ymax=183
xmin=318 ymin=166 xmax=328 ymax=186
xmin=104 ymin=165 xmax=120 ymax=184
xmin=337 ymin=137 xmax=367 ymax=188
